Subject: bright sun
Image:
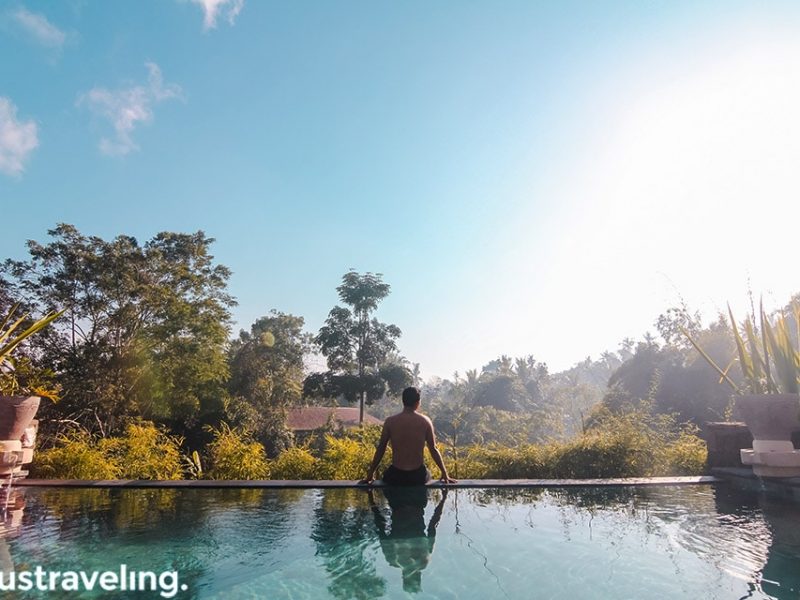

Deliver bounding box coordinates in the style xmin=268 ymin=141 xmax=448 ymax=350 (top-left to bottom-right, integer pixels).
xmin=500 ymin=24 xmax=800 ymax=370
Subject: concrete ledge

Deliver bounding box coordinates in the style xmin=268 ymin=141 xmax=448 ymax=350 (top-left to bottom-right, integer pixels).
xmin=12 ymin=476 xmax=719 ymax=489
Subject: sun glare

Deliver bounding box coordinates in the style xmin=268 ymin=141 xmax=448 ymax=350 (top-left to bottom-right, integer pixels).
xmin=507 ymin=26 xmax=800 ymax=369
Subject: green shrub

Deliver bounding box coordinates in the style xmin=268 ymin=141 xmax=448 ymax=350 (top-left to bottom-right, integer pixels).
xmin=32 ymin=433 xmax=119 ymax=479
xmin=454 ymin=431 xmax=648 ymax=479
xmin=548 ymin=431 xmax=646 ymax=478
xmin=459 ymin=444 xmax=545 ymax=479
xmin=205 ymin=423 xmax=270 ymax=480
xmin=448 ymin=409 xmax=708 ymax=479
xmin=270 ymin=447 xmax=318 ymax=479
xmin=33 ymin=423 xmax=184 ymax=480
xmin=664 ymin=431 xmax=707 ymax=475
xmin=350 ymin=424 xmax=384 ymax=447
xmin=32 ymin=409 xmax=707 ymax=481
xmin=316 ymin=435 xmax=374 ymax=479
xmin=99 ymin=423 xmax=184 ymax=480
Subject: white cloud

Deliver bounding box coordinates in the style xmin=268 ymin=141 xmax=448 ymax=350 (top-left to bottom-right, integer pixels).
xmin=0 ymin=97 xmax=38 ymax=177
xmin=190 ymin=0 xmax=244 ymax=30
xmin=78 ymin=63 xmax=182 ymax=156
xmin=12 ymin=7 xmax=66 ymax=49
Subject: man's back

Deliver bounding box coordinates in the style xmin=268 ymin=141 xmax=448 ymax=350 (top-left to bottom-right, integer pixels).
xmin=385 ymin=410 xmax=431 ymax=471
xmin=361 ymin=386 xmax=455 ymax=485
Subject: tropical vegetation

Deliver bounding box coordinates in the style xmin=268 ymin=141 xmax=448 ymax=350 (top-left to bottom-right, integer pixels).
xmin=7 ymin=223 xmax=794 ymax=481
xmin=684 ymin=301 xmax=800 ymax=396
xmin=0 ymin=303 xmax=63 ymax=399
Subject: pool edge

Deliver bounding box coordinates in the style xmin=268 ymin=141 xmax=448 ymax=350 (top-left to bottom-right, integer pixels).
xmin=11 ymin=475 xmax=720 ymax=489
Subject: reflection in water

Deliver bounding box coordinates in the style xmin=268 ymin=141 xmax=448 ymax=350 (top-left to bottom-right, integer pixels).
xmin=543 ymin=485 xmax=800 ymax=600
xmin=0 ymin=484 xmax=796 ymax=598
xmin=549 ymin=486 xmax=776 ymax=595
xmin=369 ymin=487 xmax=446 ymax=593
xmin=6 ymin=488 xmax=308 ymax=599
xmin=760 ymin=502 xmax=800 ymax=600
xmin=310 ymin=487 xmax=447 ymax=597
xmin=714 ymin=486 xmax=800 ymax=600
xmin=0 ymin=484 xmax=26 ymax=573
xmin=311 ymin=489 xmax=386 ymax=600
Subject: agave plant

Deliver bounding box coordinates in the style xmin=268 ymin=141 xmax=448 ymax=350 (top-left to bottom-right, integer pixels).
xmin=683 ymin=300 xmax=800 ymax=395
xmin=0 ymin=303 xmax=64 ymax=399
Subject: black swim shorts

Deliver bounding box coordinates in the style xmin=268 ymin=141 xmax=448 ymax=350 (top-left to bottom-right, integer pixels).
xmin=382 ymin=464 xmax=432 ymax=486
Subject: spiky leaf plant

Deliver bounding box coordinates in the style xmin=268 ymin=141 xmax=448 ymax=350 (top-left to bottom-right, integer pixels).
xmin=683 ymin=300 xmax=800 ymax=396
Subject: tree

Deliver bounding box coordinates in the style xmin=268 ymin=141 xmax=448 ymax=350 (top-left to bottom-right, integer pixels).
xmin=602 ymin=340 xmax=672 ymax=413
xmin=1 ymin=224 xmax=235 ymax=438
xmin=410 ymin=362 xmax=421 ymax=386
xmin=465 ymin=355 xmax=549 ymax=413
xmin=655 ymin=303 xmax=702 ymax=348
xmin=601 ymin=322 xmax=738 ymax=425
xmin=472 ymin=374 xmax=529 ymax=411
xmin=306 ymin=271 xmax=408 ymax=423
xmin=428 ymin=365 xmax=558 ymax=468
xmin=227 ymin=311 xmax=312 ymax=454
xmin=544 ymin=356 xmax=612 ymax=436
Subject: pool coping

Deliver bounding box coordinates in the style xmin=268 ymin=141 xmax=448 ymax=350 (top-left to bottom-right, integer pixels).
xmin=12 ymin=476 xmax=720 ymax=489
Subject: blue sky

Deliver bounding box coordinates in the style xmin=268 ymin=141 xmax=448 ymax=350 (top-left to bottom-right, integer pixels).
xmin=2 ymin=1 xmax=800 ymax=378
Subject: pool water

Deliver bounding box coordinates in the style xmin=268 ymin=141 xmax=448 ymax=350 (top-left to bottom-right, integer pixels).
xmin=1 ymin=484 xmax=799 ymax=599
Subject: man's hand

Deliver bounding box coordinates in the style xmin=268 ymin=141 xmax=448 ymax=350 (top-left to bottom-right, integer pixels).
xmin=439 ymin=476 xmax=457 ymax=485
xmin=358 ymin=477 xmax=375 ymax=485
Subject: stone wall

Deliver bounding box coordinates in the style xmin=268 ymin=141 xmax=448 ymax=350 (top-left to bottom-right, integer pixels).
xmin=704 ymin=422 xmax=753 ymax=469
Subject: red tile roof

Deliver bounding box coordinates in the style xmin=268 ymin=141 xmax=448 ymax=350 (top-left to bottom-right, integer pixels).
xmin=286 ymin=407 xmax=382 ymax=431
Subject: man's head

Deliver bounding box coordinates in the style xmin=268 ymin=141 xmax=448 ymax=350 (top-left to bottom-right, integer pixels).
xmin=402 ymin=386 xmax=420 ymax=408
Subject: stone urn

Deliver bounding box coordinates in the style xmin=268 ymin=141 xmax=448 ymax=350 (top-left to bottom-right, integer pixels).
xmin=737 ymin=394 xmax=800 ymax=477
xmin=0 ymin=396 xmax=40 ymax=441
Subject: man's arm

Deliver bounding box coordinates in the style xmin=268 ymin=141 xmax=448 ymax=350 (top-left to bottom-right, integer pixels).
xmin=367 ymin=489 xmax=389 ymax=538
xmin=359 ymin=422 xmax=390 ymax=484
xmin=425 ymin=420 xmax=457 ymax=484
xmin=426 ymin=489 xmax=448 ymax=552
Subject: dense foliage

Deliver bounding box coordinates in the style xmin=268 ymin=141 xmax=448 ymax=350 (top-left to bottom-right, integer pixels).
xmin=226 ymin=311 xmax=311 ymax=454
xmin=204 ymin=423 xmax=271 ymax=480
xmin=456 ymin=409 xmax=706 ymax=479
xmin=2 ymin=224 xmax=235 ymax=444
xmin=33 ymin=422 xmax=183 ymax=479
xmin=30 ymin=417 xmax=705 ymax=480
xmin=11 ymin=224 xmax=799 ymax=481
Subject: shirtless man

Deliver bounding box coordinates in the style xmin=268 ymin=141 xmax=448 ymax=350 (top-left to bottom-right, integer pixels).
xmin=360 ymin=387 xmax=456 ymax=485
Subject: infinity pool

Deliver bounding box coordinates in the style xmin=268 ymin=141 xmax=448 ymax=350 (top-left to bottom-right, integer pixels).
xmin=1 ymin=484 xmax=798 ymax=598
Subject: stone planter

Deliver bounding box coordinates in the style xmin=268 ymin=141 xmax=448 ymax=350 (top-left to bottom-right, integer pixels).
xmin=0 ymin=396 xmax=40 ymax=441
xmin=737 ymin=394 xmax=800 ymax=477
